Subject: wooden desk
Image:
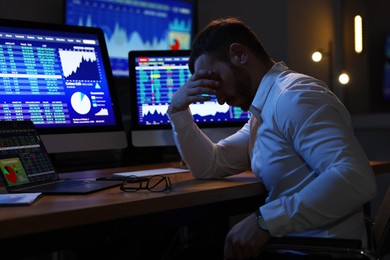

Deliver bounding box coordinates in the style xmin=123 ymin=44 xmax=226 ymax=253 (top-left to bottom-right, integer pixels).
xmin=1 ymin=160 xmax=388 ymax=258
xmin=2 ymin=160 xmax=387 ymax=238
xmin=370 ymin=160 xmax=390 ymax=175
xmin=0 ymin=162 xmax=265 ymax=258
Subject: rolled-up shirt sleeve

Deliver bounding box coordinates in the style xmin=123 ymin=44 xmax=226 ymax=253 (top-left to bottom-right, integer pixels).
xmin=168 ymin=108 xmax=251 ymax=179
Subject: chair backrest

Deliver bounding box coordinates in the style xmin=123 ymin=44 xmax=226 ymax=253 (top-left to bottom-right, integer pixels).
xmin=372 ymin=185 xmax=390 ymax=257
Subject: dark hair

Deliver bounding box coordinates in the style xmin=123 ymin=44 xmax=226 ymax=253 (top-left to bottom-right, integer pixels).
xmin=188 ymin=17 xmax=269 ymax=73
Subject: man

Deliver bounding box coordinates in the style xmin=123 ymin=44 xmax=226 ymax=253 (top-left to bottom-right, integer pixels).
xmin=166 ymin=17 xmax=376 ymax=259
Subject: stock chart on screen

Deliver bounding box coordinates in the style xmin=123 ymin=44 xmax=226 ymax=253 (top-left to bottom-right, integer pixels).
xmin=130 ymin=51 xmax=250 ymax=126
xmin=65 ymin=0 xmax=195 ymax=76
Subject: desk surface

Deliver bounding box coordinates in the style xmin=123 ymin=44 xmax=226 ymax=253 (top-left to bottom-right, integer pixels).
xmin=369 ymin=160 xmax=390 ymax=175
xmin=1 ymin=160 xmax=389 ymax=241
xmin=0 ymin=162 xmax=264 ymax=240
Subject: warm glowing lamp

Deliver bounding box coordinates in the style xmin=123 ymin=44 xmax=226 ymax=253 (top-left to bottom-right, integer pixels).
xmin=354 ymin=15 xmax=363 ymax=53
xmin=312 ymin=51 xmax=323 ymax=62
xmin=338 ymin=72 xmax=350 ymax=85
xmin=311 ymin=41 xmax=333 ymax=90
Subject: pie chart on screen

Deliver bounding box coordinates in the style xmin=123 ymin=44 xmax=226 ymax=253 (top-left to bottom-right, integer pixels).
xmin=71 ymin=92 xmax=91 ymax=115
xmin=3 ymin=166 xmax=17 ymax=183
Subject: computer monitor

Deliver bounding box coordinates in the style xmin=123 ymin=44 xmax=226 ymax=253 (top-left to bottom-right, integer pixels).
xmin=128 ymin=50 xmax=250 ymax=147
xmin=64 ymin=0 xmax=197 ymax=77
xmin=0 ymin=18 xmax=127 ymax=153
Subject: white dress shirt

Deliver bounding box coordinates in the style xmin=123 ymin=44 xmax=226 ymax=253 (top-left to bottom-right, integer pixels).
xmin=168 ymin=62 xmax=377 ymax=245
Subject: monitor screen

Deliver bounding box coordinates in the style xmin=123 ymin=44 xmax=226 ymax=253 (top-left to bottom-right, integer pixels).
xmin=0 ymin=18 xmax=127 ymax=153
xmin=65 ymin=0 xmax=196 ymax=77
xmin=128 ymin=50 xmax=250 ymax=147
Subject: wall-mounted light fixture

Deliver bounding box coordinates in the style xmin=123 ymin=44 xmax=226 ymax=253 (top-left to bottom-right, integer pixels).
xmin=311 ymin=51 xmax=323 ymax=63
xmin=311 ymin=41 xmax=350 ymax=93
xmin=338 ymin=72 xmax=350 ymax=85
xmin=354 ymin=15 xmax=363 ymax=54
xmin=311 ymin=41 xmax=334 ymax=91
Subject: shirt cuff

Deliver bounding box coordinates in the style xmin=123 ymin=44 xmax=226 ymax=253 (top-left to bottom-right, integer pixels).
xmin=168 ymin=108 xmax=194 ymax=130
xmin=260 ymin=198 xmax=294 ymax=237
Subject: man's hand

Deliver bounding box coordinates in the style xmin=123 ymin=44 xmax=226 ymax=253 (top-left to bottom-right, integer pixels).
xmin=167 ymin=70 xmax=219 ymax=115
xmin=224 ymin=213 xmax=271 ymax=260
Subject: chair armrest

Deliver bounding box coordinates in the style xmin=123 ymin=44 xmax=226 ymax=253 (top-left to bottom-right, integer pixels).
xmin=263 ymin=237 xmax=372 ymax=259
xmin=266 ymin=236 xmax=362 ymax=249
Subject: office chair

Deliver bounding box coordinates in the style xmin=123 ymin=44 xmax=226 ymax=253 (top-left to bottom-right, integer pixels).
xmin=262 ymin=185 xmax=390 ymax=260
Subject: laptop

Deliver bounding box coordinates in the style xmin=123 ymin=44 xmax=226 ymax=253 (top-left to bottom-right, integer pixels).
xmin=0 ymin=120 xmax=121 ymax=194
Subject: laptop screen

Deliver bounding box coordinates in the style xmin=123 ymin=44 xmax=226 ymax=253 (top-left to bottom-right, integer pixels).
xmin=0 ymin=121 xmax=57 ymax=189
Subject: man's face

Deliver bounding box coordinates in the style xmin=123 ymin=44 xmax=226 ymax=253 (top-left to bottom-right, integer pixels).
xmin=194 ymin=54 xmax=253 ymax=111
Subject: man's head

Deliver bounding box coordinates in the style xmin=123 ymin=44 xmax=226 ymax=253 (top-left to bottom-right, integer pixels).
xmin=188 ymin=17 xmax=269 ymax=74
xmin=189 ymin=18 xmax=272 ymax=111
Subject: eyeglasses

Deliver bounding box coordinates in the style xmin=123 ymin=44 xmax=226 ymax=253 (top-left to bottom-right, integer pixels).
xmin=120 ymin=175 xmax=172 ymax=192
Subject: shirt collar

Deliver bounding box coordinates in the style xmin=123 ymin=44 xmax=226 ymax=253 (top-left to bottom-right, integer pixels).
xmin=249 ymin=61 xmax=289 ymax=118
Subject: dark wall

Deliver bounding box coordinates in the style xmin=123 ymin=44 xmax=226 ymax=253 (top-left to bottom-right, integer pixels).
xmin=0 ymin=0 xmax=63 ymax=24
xmin=368 ymin=0 xmax=390 ymax=112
